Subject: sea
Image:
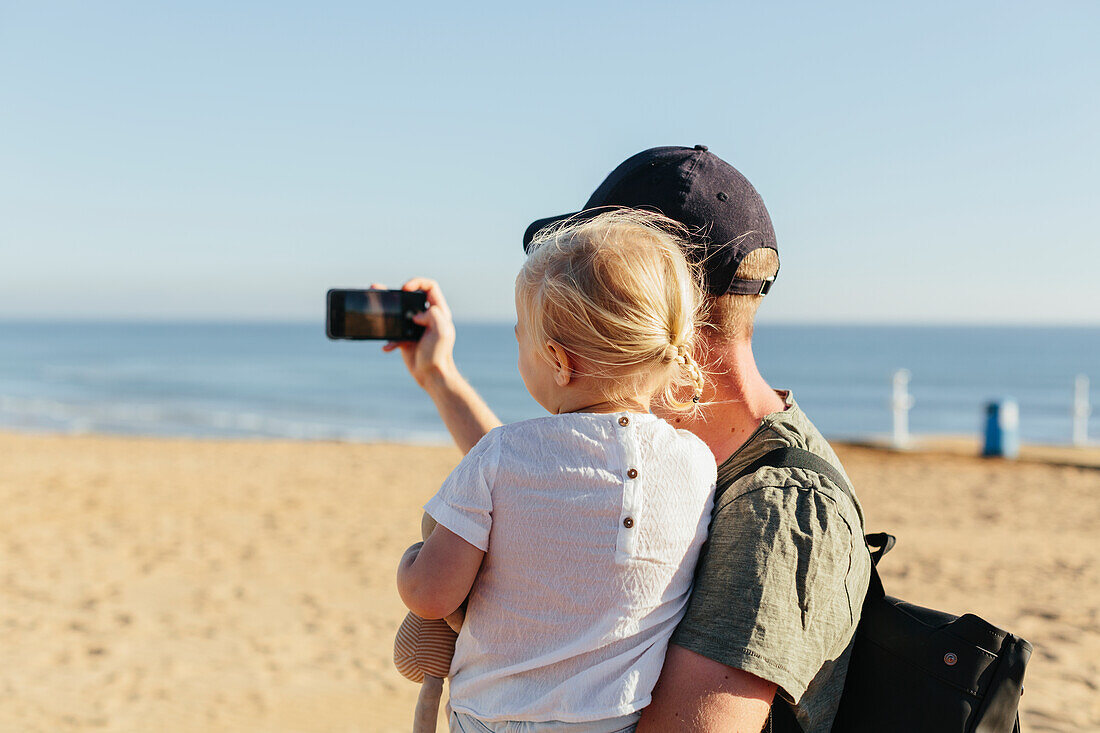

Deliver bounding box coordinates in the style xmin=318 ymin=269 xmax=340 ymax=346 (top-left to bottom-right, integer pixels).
xmin=1 ymin=321 xmax=1097 ymax=446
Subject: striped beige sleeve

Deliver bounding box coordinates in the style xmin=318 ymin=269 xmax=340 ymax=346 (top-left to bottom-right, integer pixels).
xmin=393 ymin=612 xmax=459 ymax=682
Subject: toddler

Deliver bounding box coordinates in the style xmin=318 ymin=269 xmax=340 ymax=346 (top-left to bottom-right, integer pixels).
xmin=397 ymin=210 xmax=717 ymax=733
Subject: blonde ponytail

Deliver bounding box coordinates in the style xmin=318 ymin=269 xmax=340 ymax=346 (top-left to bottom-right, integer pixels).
xmin=662 ymin=343 xmax=705 ymax=409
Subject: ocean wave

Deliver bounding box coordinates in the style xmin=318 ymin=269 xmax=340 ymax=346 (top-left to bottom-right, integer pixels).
xmin=0 ymin=394 xmax=451 ymax=444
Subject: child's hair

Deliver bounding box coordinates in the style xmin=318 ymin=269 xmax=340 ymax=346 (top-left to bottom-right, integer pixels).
xmin=517 ymin=209 xmax=707 ymax=412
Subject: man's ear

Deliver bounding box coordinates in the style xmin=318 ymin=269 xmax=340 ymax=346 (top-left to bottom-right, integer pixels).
xmin=545 ymin=340 xmax=573 ymax=387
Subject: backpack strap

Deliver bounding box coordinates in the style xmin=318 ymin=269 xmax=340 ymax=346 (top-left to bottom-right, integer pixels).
xmin=729 ymin=446 xmax=854 ymax=507
xmin=730 ymin=446 xmax=892 ymax=601
xmin=865 ymin=531 xmax=896 ymax=565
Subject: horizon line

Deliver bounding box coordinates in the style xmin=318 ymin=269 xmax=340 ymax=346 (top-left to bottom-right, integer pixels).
xmin=2 ymin=317 xmax=1099 ymax=329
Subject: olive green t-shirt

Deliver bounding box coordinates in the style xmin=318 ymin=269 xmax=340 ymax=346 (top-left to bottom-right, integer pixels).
xmin=671 ymin=392 xmax=871 ymax=732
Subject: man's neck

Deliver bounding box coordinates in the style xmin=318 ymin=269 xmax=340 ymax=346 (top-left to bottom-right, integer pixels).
xmin=666 ymin=335 xmax=786 ymax=465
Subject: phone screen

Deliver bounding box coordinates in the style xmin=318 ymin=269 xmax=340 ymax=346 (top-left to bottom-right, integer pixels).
xmin=326 ymin=289 xmax=427 ymax=340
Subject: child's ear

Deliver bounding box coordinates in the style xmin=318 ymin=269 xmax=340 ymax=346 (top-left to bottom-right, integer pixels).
xmin=545 ymin=340 xmax=573 ymax=387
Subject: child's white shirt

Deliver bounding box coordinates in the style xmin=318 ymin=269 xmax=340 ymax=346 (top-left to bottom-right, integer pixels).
xmin=424 ymin=411 xmax=717 ymax=723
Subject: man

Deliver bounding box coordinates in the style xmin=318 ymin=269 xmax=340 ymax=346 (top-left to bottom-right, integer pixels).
xmin=385 ymin=146 xmax=870 ymax=732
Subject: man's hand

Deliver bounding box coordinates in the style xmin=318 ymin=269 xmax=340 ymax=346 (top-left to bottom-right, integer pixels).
xmin=377 ymin=278 xmax=457 ymax=389
xmin=638 ymin=644 xmax=776 ymax=732
xmin=374 ymin=277 xmax=502 ymax=453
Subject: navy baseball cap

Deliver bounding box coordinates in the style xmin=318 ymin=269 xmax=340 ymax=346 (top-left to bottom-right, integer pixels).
xmin=523 ymin=145 xmax=778 ymax=296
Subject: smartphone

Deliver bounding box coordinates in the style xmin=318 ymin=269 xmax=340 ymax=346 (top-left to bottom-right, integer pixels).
xmin=326 ymin=288 xmax=428 ymax=341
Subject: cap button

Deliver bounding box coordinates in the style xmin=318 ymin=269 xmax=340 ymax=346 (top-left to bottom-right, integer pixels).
xmin=694 ymin=144 xmax=708 ymax=152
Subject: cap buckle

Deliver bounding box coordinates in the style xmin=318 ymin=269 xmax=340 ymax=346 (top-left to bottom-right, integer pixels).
xmin=758 ymin=276 xmax=775 ymax=295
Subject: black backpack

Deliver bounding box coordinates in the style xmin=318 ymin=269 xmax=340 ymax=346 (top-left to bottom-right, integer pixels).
xmin=737 ymin=447 xmax=1032 ymax=733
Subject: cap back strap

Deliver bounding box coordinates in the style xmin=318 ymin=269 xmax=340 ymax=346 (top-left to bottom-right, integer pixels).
xmin=726 ymin=276 xmax=775 ymax=296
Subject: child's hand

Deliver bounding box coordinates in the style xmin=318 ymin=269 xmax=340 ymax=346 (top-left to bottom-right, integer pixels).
xmin=444 ymin=603 xmax=466 ymax=634
xmin=376 ymin=278 xmax=457 ymax=389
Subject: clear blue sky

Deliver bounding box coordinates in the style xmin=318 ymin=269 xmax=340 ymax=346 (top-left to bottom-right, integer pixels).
xmin=2 ymin=1 xmax=1097 ymax=324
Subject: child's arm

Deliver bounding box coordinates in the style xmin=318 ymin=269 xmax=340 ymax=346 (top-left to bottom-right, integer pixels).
xmin=397 ymin=524 xmax=485 ymax=620
xmin=419 ymin=513 xmax=468 ymax=631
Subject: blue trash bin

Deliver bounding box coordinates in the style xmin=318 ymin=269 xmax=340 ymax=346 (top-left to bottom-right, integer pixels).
xmin=983 ymin=399 xmax=1020 ymax=458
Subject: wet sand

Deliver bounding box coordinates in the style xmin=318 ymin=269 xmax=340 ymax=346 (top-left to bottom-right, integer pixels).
xmin=1 ymin=431 xmax=1096 ymax=732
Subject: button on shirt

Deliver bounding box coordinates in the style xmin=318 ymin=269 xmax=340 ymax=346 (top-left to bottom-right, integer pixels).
xmin=424 ymin=412 xmax=717 ymax=723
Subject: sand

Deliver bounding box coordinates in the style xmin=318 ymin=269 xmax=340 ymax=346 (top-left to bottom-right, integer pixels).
xmin=0 ymin=431 xmax=1097 ymax=732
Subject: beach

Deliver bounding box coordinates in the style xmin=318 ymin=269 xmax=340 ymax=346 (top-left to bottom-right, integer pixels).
xmin=1 ymin=431 xmax=1097 ymax=733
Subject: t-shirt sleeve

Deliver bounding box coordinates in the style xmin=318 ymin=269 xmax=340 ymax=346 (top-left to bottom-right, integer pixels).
xmin=423 ymin=431 xmax=498 ymax=552
xmin=671 ymin=477 xmax=858 ymax=703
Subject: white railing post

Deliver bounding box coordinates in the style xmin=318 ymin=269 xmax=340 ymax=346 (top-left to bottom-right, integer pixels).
xmin=1073 ymin=374 xmax=1091 ymax=447
xmin=892 ymin=369 xmax=914 ymax=449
